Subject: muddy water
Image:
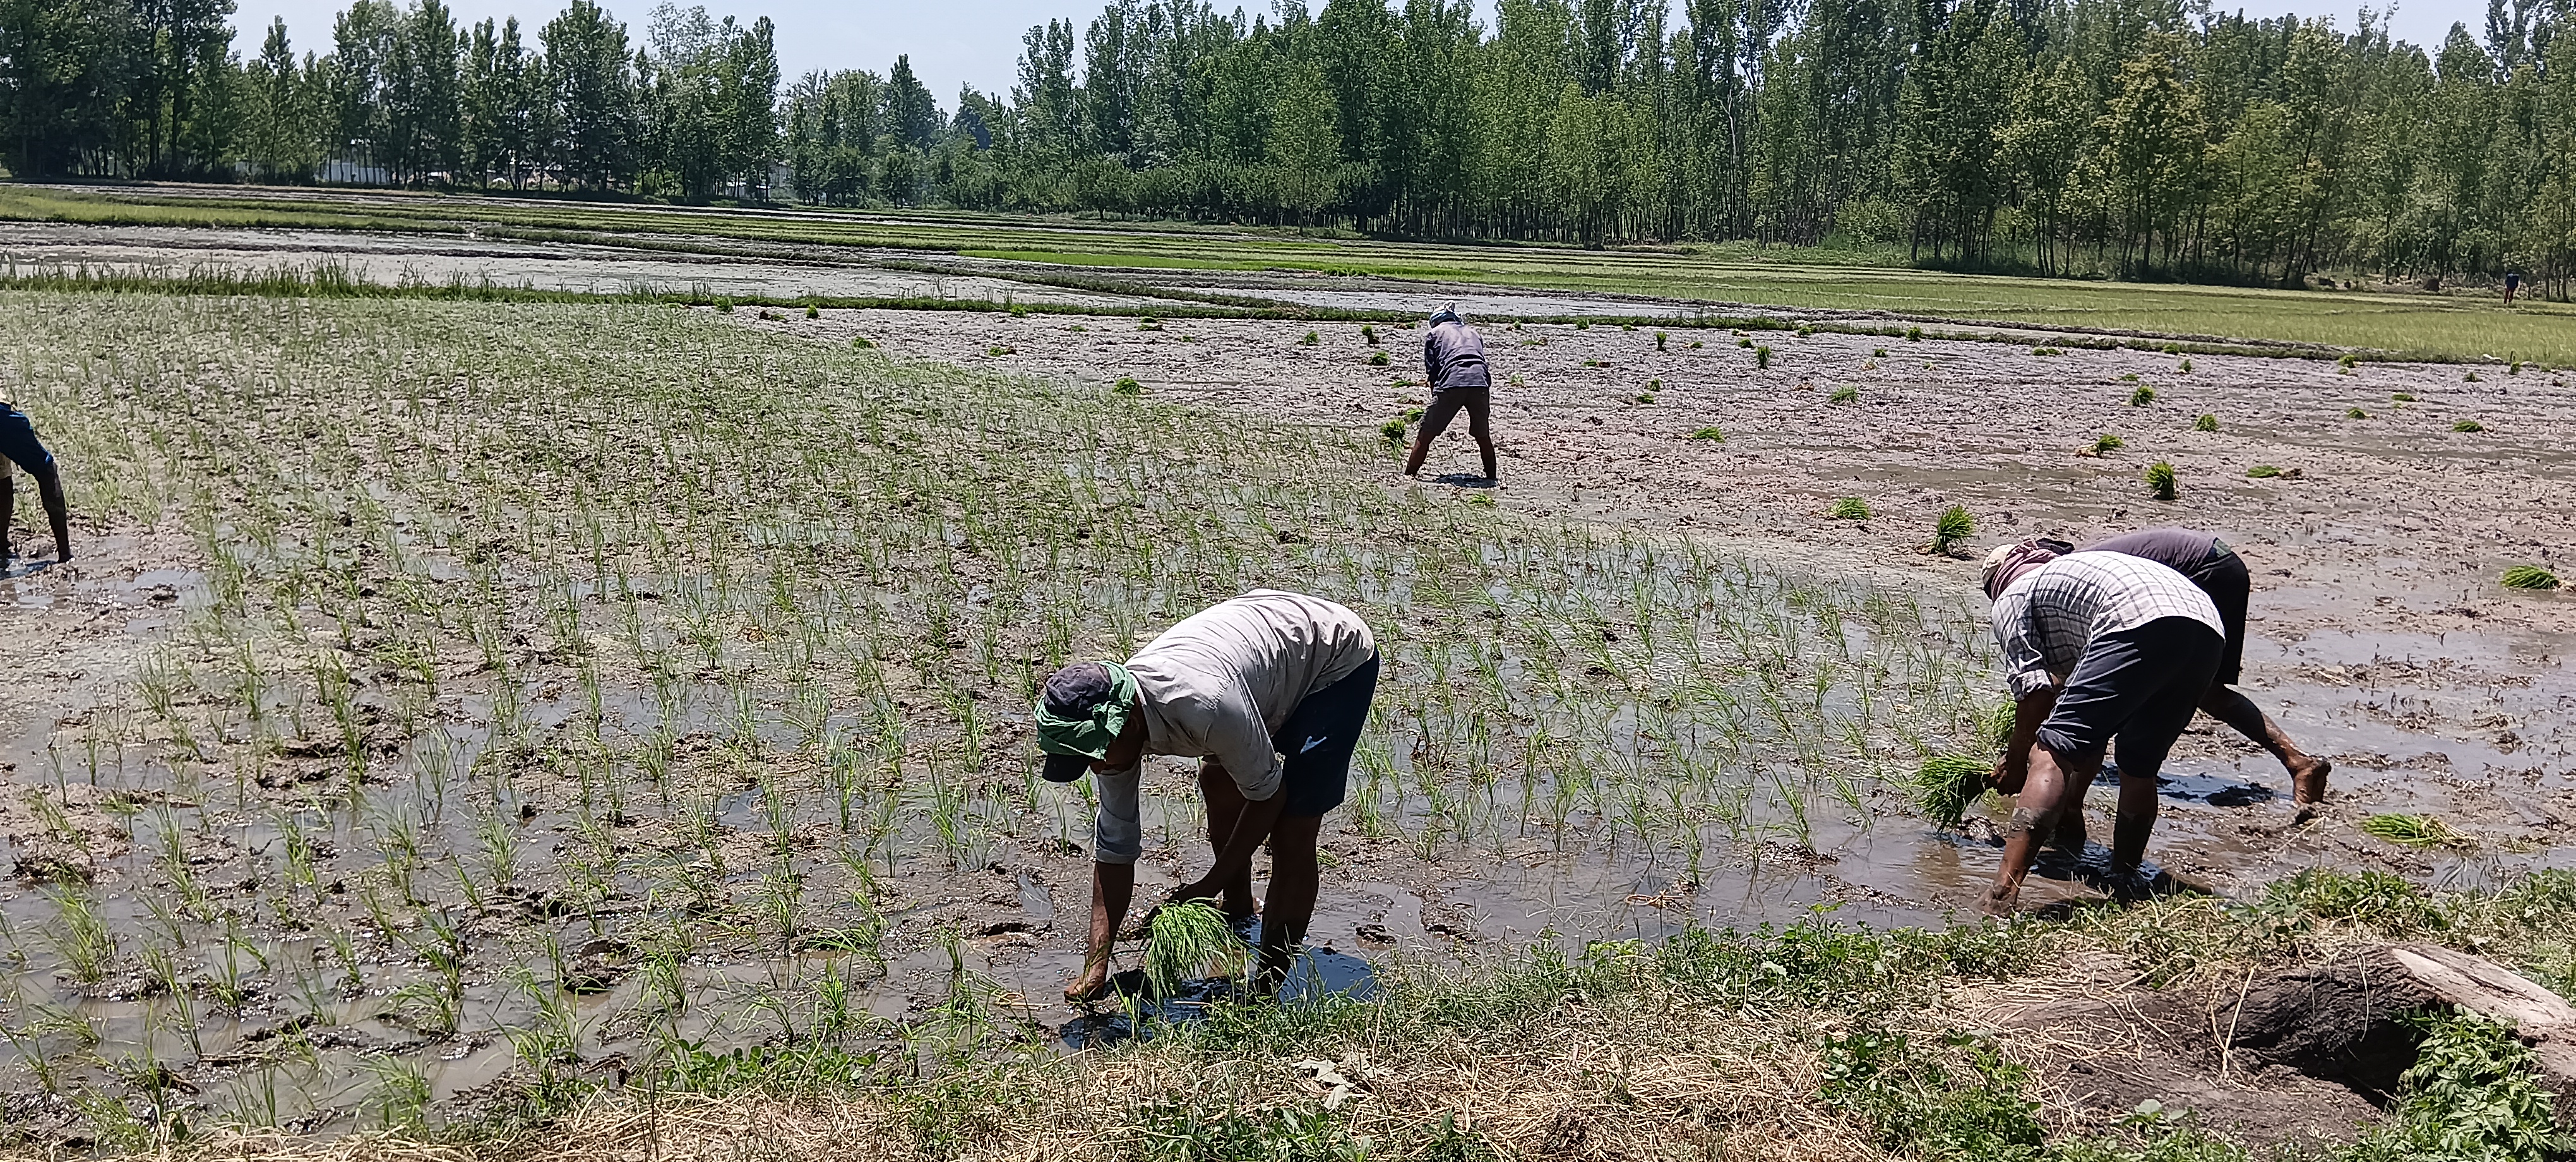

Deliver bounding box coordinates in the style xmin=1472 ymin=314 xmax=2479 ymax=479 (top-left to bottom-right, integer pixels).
xmin=0 ymin=223 xmax=1154 ymax=309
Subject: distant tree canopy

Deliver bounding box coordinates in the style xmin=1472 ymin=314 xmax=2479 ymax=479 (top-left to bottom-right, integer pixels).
xmin=1 ymin=0 xmax=2573 ymax=289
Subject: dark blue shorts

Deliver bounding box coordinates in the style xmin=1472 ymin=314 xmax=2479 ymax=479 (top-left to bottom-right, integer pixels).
xmin=0 ymin=406 xmax=51 ymax=474
xmin=1273 ymin=652 xmax=1380 ymax=818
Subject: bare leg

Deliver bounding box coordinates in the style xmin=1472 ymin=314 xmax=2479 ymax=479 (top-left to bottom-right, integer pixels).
xmin=1256 ymin=814 xmax=1323 ymax=987
xmin=32 ymin=465 xmax=68 ymax=563
xmin=1983 ymin=741 xmax=2099 ymax=915
xmin=2110 ymin=762 xmax=2161 ymax=878
xmin=1196 ymin=762 xmax=1258 ymax=922
xmin=2200 ymin=686 xmax=2329 ymax=807
xmin=1 ymin=471 xmax=14 ymax=562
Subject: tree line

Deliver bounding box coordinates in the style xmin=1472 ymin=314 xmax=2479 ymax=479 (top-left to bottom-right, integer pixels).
xmin=0 ymin=0 xmax=2570 ymax=290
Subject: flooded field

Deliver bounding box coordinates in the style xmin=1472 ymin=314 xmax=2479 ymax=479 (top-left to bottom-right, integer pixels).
xmin=0 ymin=253 xmax=2568 ymax=1139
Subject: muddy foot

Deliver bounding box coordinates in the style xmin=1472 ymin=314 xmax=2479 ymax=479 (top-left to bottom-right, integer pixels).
xmin=2290 ymin=758 xmax=2332 ymax=807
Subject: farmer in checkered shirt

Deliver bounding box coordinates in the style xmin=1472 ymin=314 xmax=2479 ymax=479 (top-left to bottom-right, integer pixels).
xmin=1977 ymin=544 xmax=2225 ymax=915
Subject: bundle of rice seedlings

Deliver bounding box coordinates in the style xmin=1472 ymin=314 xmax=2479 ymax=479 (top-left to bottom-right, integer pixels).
xmin=1829 ymin=385 xmax=1858 ymax=404
xmin=2246 ymin=464 xmax=2282 ymax=478
xmin=1689 ymin=426 xmax=1725 ymax=442
xmin=1380 ymin=418 xmax=1409 ymax=444
xmin=1112 ymin=377 xmax=1144 ymax=395
xmin=1911 ymin=755 xmax=1989 ymax=827
xmin=2090 ymin=433 xmax=2125 ymax=455
xmin=2347 ymin=406 xmax=2369 ymax=419
xmin=2359 ymin=813 xmax=2472 ymax=849
xmin=1931 ymin=505 xmax=1976 ymax=554
xmin=2145 ymin=462 xmax=2178 ymax=501
xmin=1983 ymin=700 xmax=2018 ymax=752
xmin=2501 ymin=565 xmax=2560 ymax=590
xmin=1145 ymin=900 xmax=1245 ymax=997
xmin=2128 ymin=385 xmax=2156 ymax=406
xmin=2453 ymin=419 xmax=2484 ymax=432
xmin=2194 ymin=413 xmax=2219 ymax=431
xmin=1827 ymin=496 xmax=1869 ymax=519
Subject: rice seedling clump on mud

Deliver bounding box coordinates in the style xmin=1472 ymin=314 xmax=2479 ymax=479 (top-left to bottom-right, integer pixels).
xmin=2501 ymin=565 xmax=2561 ymax=590
xmin=1689 ymin=426 xmax=1725 ymax=441
xmin=1829 ymin=385 xmax=1858 ymax=404
xmin=2247 ymin=465 xmax=2282 ymax=479
xmin=1114 ymin=375 xmax=1145 ymax=395
xmin=2089 ymin=433 xmax=2125 ymax=455
xmin=2194 ymin=413 xmax=2219 ymax=431
xmin=2128 ymin=385 xmax=2156 ymax=407
xmin=2145 ymin=462 xmax=2179 ymax=501
xmin=1145 ymin=901 xmax=1244 ymax=996
xmin=2361 ymin=813 xmax=2472 ymax=849
xmin=2454 ymin=419 xmax=2485 ymax=432
xmin=1828 ymin=497 xmax=1870 ymax=519
xmin=1932 ymin=505 xmax=1976 ymax=554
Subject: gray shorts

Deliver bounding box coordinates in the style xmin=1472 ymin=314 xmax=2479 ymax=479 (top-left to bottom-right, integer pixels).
xmin=2035 ymin=616 xmax=2222 ymax=781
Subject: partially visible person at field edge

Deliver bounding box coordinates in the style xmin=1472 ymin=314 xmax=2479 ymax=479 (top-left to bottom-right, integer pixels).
xmin=1034 ymin=589 xmax=1379 ymax=1002
xmin=1405 ymin=304 xmax=1499 ymax=482
xmin=2067 ymin=529 xmax=2329 ymax=814
xmin=0 ymin=396 xmax=71 ymax=566
xmin=1977 ymin=544 xmax=2225 ymax=915
xmin=2505 ymin=271 xmax=2522 ymax=305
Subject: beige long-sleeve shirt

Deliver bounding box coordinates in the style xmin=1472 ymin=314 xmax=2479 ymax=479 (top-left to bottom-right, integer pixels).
xmin=1091 ymin=590 xmax=1376 ymax=863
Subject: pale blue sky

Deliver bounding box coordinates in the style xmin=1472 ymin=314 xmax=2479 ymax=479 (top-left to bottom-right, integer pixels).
xmin=230 ymin=0 xmax=2495 ymax=105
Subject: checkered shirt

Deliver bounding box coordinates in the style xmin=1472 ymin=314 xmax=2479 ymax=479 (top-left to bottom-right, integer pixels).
xmin=1988 ymin=552 xmax=2222 ymax=699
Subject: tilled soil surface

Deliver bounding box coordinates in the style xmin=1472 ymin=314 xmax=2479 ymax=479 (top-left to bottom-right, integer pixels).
xmin=778 ymin=306 xmax=2576 ymax=908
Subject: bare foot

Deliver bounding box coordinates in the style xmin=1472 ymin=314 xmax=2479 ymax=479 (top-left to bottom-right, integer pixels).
xmin=2290 ymin=757 xmax=2332 ymax=806
xmin=1064 ymin=961 xmax=1112 ymax=1004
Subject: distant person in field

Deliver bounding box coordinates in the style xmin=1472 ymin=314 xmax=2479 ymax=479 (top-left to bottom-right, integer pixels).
xmin=1977 ymin=545 xmax=2225 ymax=914
xmin=2505 ymin=271 xmax=2522 ymax=305
xmin=1405 ymin=304 xmax=1498 ymax=482
xmin=0 ymin=397 xmax=71 ymax=566
xmin=1034 ymin=589 xmax=1379 ymax=1002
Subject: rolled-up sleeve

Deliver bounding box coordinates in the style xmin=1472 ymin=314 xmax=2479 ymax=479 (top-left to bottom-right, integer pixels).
xmin=1989 ymin=590 xmax=2058 ymax=700
xmin=1092 ymin=761 xmax=1143 ymax=864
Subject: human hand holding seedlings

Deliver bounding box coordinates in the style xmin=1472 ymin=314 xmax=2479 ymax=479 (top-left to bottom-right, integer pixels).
xmin=1989 ymin=688 xmax=2056 ymax=794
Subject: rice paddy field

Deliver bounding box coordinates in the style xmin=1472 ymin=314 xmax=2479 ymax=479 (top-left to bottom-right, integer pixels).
xmin=0 ymin=200 xmax=2572 ymax=1157
xmin=3 ymin=183 xmax=2572 ymax=366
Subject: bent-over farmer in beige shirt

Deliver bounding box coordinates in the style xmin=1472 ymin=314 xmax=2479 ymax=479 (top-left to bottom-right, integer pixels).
xmin=1034 ymin=589 xmax=1380 ymax=1001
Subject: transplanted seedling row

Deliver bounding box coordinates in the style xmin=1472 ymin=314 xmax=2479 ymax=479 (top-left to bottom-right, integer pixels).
xmin=0 ymin=292 xmax=1996 ymax=1137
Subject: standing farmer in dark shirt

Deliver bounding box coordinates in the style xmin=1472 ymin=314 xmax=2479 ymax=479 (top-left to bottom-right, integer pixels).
xmin=1998 ymin=530 xmax=2330 ymax=815
xmin=1404 ymin=304 xmax=1499 ymax=482
xmin=0 ymin=398 xmax=71 ymax=566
